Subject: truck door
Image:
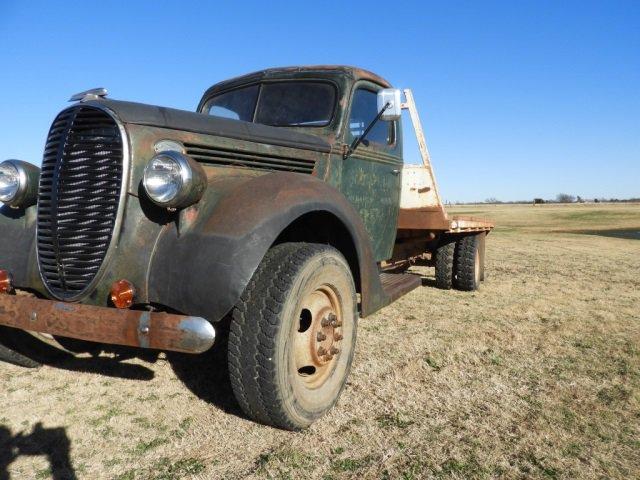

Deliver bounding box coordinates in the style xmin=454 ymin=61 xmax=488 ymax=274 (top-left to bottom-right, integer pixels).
xmin=340 ymin=84 xmax=402 ymax=262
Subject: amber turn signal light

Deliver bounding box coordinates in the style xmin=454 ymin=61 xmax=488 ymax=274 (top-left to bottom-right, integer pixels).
xmin=0 ymin=270 xmax=14 ymax=294
xmin=110 ymin=279 xmax=136 ymax=309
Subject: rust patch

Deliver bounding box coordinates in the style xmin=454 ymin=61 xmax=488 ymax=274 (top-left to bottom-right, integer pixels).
xmin=0 ymin=294 xmax=212 ymax=353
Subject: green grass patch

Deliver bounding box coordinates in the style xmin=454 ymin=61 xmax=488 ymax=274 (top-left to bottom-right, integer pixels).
xmin=89 ymin=407 xmax=123 ymax=427
xmin=132 ymin=437 xmax=169 ymax=454
xmin=597 ymin=384 xmax=631 ymax=405
xmin=376 ymin=412 xmax=415 ymax=429
xmin=151 ymin=457 xmax=206 ymax=480
xmin=35 ymin=467 xmax=52 ymax=479
xmin=424 ymin=355 xmax=443 ymax=371
xmin=438 ymin=456 xmax=487 ymax=478
xmin=255 ymin=448 xmax=315 ymax=474
xmin=331 ymin=455 xmax=373 ymax=472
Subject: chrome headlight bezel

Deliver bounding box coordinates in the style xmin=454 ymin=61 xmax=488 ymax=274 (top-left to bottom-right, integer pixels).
xmin=0 ymin=159 xmax=40 ymax=208
xmin=142 ymin=151 xmax=206 ymax=209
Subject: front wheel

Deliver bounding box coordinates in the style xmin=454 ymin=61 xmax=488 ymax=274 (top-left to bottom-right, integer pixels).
xmin=228 ymin=243 xmax=357 ymax=430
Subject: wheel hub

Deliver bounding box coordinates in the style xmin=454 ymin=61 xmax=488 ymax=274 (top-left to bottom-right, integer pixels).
xmin=293 ymin=286 xmax=343 ymax=388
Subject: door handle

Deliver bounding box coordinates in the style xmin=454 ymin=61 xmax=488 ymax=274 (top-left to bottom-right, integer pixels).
xmin=390 ymin=169 xmax=401 ymax=175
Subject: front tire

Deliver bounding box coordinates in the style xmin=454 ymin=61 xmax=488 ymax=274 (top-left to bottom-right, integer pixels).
xmin=228 ymin=243 xmax=357 ymax=430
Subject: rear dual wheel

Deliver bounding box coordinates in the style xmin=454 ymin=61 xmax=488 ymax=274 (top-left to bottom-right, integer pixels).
xmin=453 ymin=234 xmax=483 ymax=291
xmin=434 ymin=234 xmax=485 ymax=291
xmin=228 ymin=243 xmax=357 ymax=430
xmin=434 ymin=240 xmax=456 ymax=289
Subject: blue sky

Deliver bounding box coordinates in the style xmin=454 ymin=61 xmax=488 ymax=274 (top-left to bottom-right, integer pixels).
xmin=1 ymin=1 xmax=638 ymax=202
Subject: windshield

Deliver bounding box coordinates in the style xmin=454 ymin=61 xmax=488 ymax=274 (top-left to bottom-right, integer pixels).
xmin=205 ymin=81 xmax=336 ymax=127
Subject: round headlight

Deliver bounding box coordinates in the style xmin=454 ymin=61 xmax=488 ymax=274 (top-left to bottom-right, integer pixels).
xmin=142 ymin=151 xmax=206 ymax=208
xmin=0 ymin=162 xmax=20 ymax=203
xmin=143 ymin=155 xmax=183 ymax=204
xmin=0 ymin=159 xmax=40 ymax=208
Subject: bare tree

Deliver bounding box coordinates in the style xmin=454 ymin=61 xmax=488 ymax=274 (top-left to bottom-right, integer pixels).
xmin=556 ymin=193 xmax=576 ymax=203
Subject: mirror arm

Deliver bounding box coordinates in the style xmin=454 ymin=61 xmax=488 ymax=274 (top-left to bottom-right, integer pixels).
xmin=343 ymin=102 xmax=390 ymax=160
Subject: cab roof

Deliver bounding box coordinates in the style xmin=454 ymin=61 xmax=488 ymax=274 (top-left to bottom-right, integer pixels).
xmin=201 ymin=65 xmax=392 ymax=99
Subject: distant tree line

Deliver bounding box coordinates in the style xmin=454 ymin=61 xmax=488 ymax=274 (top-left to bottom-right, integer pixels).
xmin=446 ymin=195 xmax=640 ymax=205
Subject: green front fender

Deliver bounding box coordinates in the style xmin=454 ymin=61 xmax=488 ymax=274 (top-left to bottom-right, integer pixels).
xmin=147 ymin=172 xmax=388 ymax=322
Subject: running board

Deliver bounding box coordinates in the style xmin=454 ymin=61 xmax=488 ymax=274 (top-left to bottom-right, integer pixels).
xmin=379 ymin=272 xmax=422 ymax=303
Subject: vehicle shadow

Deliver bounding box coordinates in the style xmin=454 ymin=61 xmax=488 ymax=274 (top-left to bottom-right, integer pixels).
xmin=0 ymin=423 xmax=76 ymax=480
xmin=0 ymin=327 xmax=155 ymax=381
xmin=167 ymin=317 xmax=244 ymax=419
xmin=421 ymin=277 xmax=437 ymax=288
xmin=0 ymin=322 xmax=244 ymax=419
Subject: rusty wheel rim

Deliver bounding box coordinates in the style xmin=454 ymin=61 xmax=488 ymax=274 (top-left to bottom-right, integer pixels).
xmin=292 ymin=284 xmax=343 ymax=389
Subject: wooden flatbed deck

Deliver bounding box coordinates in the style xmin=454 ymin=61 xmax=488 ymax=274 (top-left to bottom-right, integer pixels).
xmin=398 ymin=207 xmax=494 ymax=234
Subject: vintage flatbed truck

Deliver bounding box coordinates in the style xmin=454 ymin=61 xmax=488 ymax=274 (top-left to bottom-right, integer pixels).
xmin=0 ymin=66 xmax=492 ymax=429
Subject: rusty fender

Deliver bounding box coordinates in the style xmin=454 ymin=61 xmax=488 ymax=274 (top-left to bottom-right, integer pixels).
xmin=0 ymin=294 xmax=215 ymax=354
xmin=147 ymin=172 xmax=387 ymax=322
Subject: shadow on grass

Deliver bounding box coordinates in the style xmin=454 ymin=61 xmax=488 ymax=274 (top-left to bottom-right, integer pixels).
xmin=554 ymin=227 xmax=640 ymax=240
xmin=574 ymin=228 xmax=640 ymax=240
xmin=0 ymin=327 xmax=155 ymax=380
xmin=0 ymin=321 xmax=244 ymax=419
xmin=421 ymin=277 xmax=437 ymax=288
xmin=167 ymin=316 xmax=245 ymax=419
xmin=0 ymin=423 xmax=76 ymax=480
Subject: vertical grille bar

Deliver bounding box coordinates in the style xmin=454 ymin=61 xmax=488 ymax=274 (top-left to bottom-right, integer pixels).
xmin=37 ymin=106 xmax=124 ymax=299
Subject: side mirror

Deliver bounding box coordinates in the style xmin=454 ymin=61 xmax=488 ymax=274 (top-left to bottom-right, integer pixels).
xmin=377 ymin=88 xmax=402 ymax=121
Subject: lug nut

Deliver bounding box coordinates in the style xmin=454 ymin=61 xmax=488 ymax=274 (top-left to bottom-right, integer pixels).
xmin=330 ymin=346 xmax=340 ymax=355
xmin=334 ymin=333 xmax=343 ymax=341
xmin=317 ymin=347 xmax=327 ymax=356
xmin=328 ymin=313 xmax=342 ymax=327
xmin=321 ymin=317 xmax=331 ymax=327
xmin=317 ymin=332 xmax=327 ymax=342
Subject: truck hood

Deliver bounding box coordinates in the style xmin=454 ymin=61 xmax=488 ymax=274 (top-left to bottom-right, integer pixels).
xmin=85 ymin=99 xmax=332 ymax=154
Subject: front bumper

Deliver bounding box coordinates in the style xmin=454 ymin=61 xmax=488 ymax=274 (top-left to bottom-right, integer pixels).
xmin=0 ymin=294 xmax=215 ymax=354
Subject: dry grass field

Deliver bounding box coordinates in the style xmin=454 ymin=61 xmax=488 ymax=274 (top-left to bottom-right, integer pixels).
xmin=1 ymin=203 xmax=639 ymax=480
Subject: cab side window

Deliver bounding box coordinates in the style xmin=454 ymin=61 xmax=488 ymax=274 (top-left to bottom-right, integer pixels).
xmin=348 ymin=89 xmax=394 ymax=146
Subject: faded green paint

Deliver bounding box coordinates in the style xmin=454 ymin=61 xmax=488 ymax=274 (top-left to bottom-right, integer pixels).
xmin=338 ymin=80 xmax=403 ymax=261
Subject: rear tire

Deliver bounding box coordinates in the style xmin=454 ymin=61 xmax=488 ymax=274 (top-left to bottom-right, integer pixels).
xmin=228 ymin=242 xmax=357 ymax=430
xmin=453 ymin=234 xmax=481 ymax=291
xmin=434 ymin=241 xmax=455 ymax=289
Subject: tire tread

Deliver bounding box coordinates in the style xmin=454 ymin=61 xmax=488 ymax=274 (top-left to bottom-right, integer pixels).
xmin=228 ymin=242 xmax=342 ymax=430
xmin=453 ymin=234 xmax=480 ymax=291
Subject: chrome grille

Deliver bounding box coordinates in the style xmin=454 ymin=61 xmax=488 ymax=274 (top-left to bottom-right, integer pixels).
xmin=37 ymin=106 xmax=124 ymax=299
xmin=184 ymin=143 xmax=316 ymax=174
